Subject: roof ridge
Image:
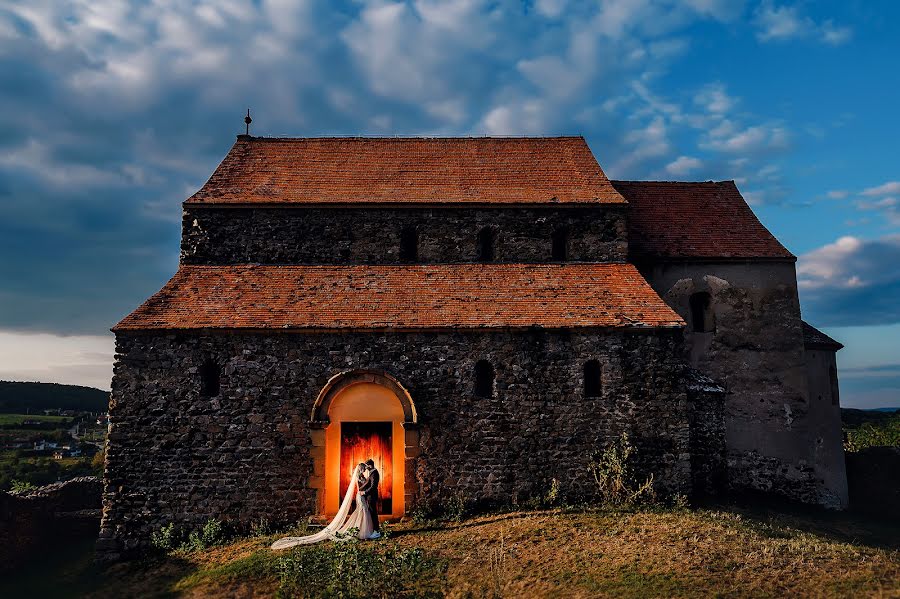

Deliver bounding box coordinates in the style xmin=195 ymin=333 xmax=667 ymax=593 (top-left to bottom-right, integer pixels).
xmin=611 ymin=179 xmax=734 ymax=185
xmin=235 ymin=135 xmax=587 ymax=141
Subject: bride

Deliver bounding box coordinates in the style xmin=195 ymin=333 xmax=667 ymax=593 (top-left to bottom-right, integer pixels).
xmin=272 ymin=462 xmax=377 ymax=549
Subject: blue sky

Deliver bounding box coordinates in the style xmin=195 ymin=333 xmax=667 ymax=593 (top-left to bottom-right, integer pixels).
xmin=0 ymin=1 xmax=897 ymax=407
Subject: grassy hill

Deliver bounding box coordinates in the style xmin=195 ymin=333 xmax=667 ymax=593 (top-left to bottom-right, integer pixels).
xmin=3 ymin=504 xmax=898 ymax=598
xmin=0 ymin=381 xmax=108 ymax=414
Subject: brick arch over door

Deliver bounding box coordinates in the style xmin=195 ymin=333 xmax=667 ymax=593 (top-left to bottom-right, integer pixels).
xmin=307 ymin=369 xmax=420 ymax=518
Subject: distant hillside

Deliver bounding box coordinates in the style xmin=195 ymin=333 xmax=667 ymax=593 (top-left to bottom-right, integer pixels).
xmin=842 ymin=407 xmax=898 ymax=428
xmin=0 ymin=381 xmax=109 ymax=413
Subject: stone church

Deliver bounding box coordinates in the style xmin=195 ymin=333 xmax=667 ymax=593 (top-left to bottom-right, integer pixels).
xmin=98 ymin=136 xmax=847 ymax=556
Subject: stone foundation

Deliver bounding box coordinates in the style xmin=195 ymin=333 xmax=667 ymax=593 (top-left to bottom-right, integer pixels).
xmin=101 ymin=329 xmax=699 ymax=556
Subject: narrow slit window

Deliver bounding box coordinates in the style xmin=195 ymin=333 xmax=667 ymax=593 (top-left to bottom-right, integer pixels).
xmin=551 ymin=228 xmax=569 ymax=261
xmin=399 ymin=227 xmax=418 ymax=262
xmin=584 ymin=360 xmax=602 ymax=397
xmin=689 ymin=292 xmax=715 ymax=333
xmin=477 ymin=227 xmax=495 ymax=262
xmin=199 ymin=359 xmax=220 ymax=397
xmin=474 ymin=360 xmax=494 ymax=397
xmin=829 ymin=366 xmax=839 ymax=406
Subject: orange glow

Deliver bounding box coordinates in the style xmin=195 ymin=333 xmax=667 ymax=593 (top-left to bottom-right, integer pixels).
xmin=339 ymin=422 xmax=393 ymax=514
xmin=325 ymin=383 xmax=405 ymax=518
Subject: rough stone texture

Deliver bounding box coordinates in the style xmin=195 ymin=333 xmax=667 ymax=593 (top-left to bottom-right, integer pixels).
xmin=101 ymin=329 xmax=694 ymax=555
xmin=0 ymin=477 xmax=102 ymax=571
xmin=804 ymin=346 xmax=849 ymax=506
xmin=686 ymin=371 xmax=727 ymax=497
xmin=180 ymin=206 xmax=627 ymax=265
xmin=637 ymin=260 xmax=847 ymax=507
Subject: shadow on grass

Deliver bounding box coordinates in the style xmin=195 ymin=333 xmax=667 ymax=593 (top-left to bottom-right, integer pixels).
xmin=0 ymin=531 xmax=197 ymax=599
xmin=701 ymin=493 xmax=900 ymax=551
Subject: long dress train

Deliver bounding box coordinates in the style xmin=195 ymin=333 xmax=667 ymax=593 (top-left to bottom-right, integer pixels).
xmin=271 ymin=464 xmax=375 ymax=549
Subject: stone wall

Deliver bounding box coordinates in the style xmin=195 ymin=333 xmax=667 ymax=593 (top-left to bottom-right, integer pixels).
xmin=180 ymin=206 xmax=627 ymax=265
xmin=637 ymin=260 xmax=847 ymax=507
xmin=100 ymin=328 xmax=691 ymax=555
xmin=685 ymin=371 xmax=727 ymax=497
xmin=0 ymin=477 xmax=102 ymax=571
xmin=804 ymin=347 xmax=849 ymax=506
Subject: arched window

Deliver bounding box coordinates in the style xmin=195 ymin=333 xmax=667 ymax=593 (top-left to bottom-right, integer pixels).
xmin=689 ymin=292 xmax=715 ymax=333
xmin=584 ymin=360 xmax=602 ymax=397
xmin=477 ymin=227 xmax=495 ymax=262
xmin=474 ymin=360 xmax=494 ymax=397
xmin=399 ymin=227 xmax=418 ymax=262
xmin=199 ymin=359 xmax=220 ymax=397
xmin=829 ymin=365 xmax=839 ymax=406
xmin=551 ymin=228 xmax=569 ymax=261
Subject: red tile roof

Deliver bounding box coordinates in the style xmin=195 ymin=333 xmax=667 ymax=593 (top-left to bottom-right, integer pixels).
xmin=186 ymin=136 xmax=624 ymax=205
xmin=611 ymin=180 xmax=795 ymax=260
xmin=114 ymin=264 xmax=683 ymax=331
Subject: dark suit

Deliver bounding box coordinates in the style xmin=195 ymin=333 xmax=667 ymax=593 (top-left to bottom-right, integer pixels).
xmin=359 ymin=467 xmax=380 ymax=532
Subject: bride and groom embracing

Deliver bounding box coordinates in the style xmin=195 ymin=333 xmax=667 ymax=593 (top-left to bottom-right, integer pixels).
xmin=272 ymin=459 xmax=381 ymax=550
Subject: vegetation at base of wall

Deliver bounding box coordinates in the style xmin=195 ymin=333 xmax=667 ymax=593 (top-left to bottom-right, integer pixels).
xmin=587 ymin=432 xmax=657 ymax=507
xmin=150 ymin=519 xmax=228 ymax=554
xmin=843 ymin=412 xmax=900 ymax=452
xmin=409 ymin=491 xmax=470 ymax=525
xmin=275 ymin=539 xmax=446 ymax=598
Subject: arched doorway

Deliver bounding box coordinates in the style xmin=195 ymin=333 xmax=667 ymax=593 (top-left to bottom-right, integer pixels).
xmin=308 ymin=370 xmax=419 ymax=521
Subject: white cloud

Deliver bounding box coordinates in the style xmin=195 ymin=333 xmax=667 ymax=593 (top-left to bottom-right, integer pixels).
xmin=753 ymin=2 xmax=852 ymax=45
xmin=694 ymin=83 xmax=735 ymax=114
xmin=0 ymin=331 xmax=114 ymax=390
xmin=797 ymin=235 xmax=865 ymax=289
xmin=827 ymin=190 xmax=849 ymax=200
xmin=820 ymin=21 xmax=853 ymax=46
xmin=665 ymin=155 xmax=703 ymax=176
xmin=861 ymin=181 xmax=900 ymax=197
xmin=797 ymin=235 xmax=900 ymax=326
xmin=703 ymin=122 xmax=789 ymax=154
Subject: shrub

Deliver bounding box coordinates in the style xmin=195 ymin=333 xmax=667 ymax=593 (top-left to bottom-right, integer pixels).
xmin=587 ymin=432 xmax=656 ymax=507
xmin=442 ymin=492 xmax=467 ymax=523
xmin=182 ymin=518 xmax=226 ymax=552
xmin=276 ymin=539 xmax=445 ymax=598
xmin=10 ymin=479 xmax=37 ymax=493
xmin=151 ymin=523 xmax=178 ymax=552
xmin=844 ymin=416 xmax=900 ymax=452
xmin=250 ymin=518 xmax=271 ymax=537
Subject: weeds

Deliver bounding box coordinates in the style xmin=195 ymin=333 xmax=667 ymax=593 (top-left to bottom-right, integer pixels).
xmin=149 ymin=518 xmax=227 ymax=554
xmin=10 ymin=479 xmax=36 ymax=493
xmin=275 ymin=539 xmax=445 ymax=598
xmin=587 ymin=432 xmax=657 ymax=507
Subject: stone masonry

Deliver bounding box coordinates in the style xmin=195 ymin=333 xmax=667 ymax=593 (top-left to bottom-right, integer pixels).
xmin=101 ymin=329 xmax=698 ymax=554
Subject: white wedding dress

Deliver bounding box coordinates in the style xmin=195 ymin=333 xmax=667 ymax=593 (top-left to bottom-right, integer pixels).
xmin=272 ymin=464 xmax=376 ymax=550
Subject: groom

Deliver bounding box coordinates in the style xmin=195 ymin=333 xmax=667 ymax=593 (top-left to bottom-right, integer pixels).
xmin=358 ymin=458 xmax=380 ymax=536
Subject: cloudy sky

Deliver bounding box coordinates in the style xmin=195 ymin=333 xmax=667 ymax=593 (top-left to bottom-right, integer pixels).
xmin=0 ymin=1 xmax=897 ymax=407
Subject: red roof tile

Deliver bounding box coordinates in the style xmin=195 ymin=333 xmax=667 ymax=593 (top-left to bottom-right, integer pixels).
xmin=113 ymin=264 xmax=683 ymax=331
xmin=611 ymin=180 xmax=795 ymax=260
xmin=186 ymin=136 xmax=624 ymax=205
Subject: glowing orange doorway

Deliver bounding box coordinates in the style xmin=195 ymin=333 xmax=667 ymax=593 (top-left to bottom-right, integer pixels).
xmin=324 ymin=382 xmax=406 ymax=519
xmin=340 ymin=422 xmax=393 ymax=515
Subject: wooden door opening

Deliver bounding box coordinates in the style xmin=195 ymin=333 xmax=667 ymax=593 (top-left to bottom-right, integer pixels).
xmin=339 ymin=421 xmax=393 ymax=515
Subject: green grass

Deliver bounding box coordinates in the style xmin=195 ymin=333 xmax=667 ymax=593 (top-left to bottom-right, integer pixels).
xmin=6 ymin=503 xmax=895 ymax=598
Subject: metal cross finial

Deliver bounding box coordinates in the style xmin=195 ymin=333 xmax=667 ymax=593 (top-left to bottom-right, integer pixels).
xmin=244 ymin=109 xmax=252 ymax=135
